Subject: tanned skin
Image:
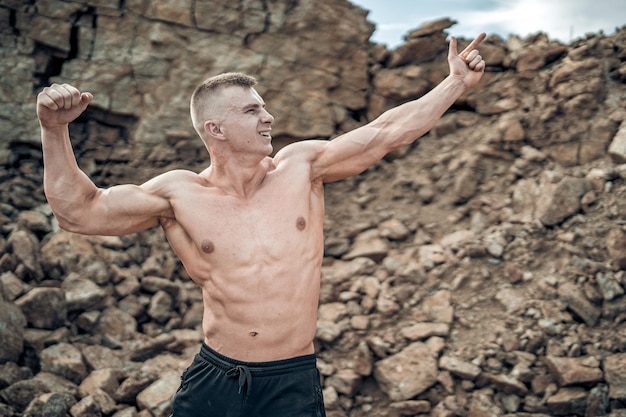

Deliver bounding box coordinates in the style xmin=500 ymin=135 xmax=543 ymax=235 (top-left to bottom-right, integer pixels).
xmin=37 ymin=34 xmax=486 ymax=361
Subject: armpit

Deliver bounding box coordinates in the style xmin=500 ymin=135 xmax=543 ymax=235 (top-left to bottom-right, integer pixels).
xmin=157 ymin=210 xmax=177 ymax=229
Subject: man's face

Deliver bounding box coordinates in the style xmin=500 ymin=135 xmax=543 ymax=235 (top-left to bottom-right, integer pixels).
xmin=218 ymin=86 xmax=275 ymax=156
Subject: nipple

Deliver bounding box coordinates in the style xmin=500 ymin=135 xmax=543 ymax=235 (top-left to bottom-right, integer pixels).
xmin=296 ymin=216 xmax=306 ymax=230
xmin=201 ymin=239 xmax=215 ymax=253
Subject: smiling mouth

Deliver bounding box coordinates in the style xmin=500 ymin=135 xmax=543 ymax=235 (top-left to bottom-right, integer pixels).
xmin=259 ymin=131 xmax=271 ymax=138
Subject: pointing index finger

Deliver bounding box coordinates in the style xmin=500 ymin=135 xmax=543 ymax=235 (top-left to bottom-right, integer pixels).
xmin=460 ymin=32 xmax=487 ymax=58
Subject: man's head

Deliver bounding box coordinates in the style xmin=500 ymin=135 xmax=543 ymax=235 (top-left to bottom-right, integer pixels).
xmin=190 ymin=72 xmax=258 ymax=138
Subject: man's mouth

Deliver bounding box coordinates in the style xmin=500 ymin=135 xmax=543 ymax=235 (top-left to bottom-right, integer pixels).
xmin=259 ymin=131 xmax=271 ymax=138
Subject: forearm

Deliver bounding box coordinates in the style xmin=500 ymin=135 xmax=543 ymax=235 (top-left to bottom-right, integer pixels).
xmin=371 ymin=75 xmax=467 ymax=147
xmin=41 ymin=125 xmax=99 ymax=228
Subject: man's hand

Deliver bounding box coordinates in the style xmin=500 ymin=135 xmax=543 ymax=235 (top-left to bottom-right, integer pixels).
xmin=37 ymin=83 xmax=93 ymax=129
xmin=448 ymin=33 xmax=487 ymax=89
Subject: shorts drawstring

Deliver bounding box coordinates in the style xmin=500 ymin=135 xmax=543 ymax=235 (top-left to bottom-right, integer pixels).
xmin=197 ymin=342 xmax=317 ymax=399
xmin=226 ymin=364 xmax=252 ymax=395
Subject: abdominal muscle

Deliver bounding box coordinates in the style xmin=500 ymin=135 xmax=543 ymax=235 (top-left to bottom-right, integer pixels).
xmin=197 ymin=259 xmax=321 ymax=362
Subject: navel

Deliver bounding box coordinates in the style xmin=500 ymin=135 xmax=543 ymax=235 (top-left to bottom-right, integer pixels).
xmin=296 ymin=216 xmax=306 ymax=230
xmin=201 ymin=239 xmax=215 ymax=253
xmin=249 ymin=331 xmax=259 ymax=337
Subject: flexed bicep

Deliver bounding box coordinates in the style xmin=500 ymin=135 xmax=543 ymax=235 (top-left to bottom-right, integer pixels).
xmin=38 ymin=83 xmax=178 ymax=237
xmin=54 ymin=177 xmax=173 ymax=236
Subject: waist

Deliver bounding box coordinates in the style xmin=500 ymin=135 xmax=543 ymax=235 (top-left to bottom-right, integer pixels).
xmin=199 ymin=342 xmax=317 ymax=376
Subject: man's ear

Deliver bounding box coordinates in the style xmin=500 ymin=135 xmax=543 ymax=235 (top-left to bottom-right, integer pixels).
xmin=204 ymin=120 xmax=225 ymax=140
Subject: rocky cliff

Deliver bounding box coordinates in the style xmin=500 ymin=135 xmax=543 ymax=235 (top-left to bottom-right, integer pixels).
xmin=1 ymin=0 xmax=626 ymax=416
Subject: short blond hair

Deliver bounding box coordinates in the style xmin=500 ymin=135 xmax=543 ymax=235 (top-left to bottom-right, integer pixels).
xmin=190 ymin=72 xmax=257 ymax=135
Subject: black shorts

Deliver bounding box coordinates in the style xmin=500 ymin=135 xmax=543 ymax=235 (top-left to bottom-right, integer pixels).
xmin=169 ymin=342 xmax=326 ymax=417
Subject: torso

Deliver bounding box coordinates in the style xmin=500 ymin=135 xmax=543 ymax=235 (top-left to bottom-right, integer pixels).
xmin=158 ymin=152 xmax=325 ymax=361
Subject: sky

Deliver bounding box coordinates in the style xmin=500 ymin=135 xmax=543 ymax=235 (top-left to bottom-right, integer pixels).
xmin=350 ymin=0 xmax=626 ymax=48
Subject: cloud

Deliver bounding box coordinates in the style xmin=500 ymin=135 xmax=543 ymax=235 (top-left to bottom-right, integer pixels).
xmin=459 ymin=0 xmax=626 ymax=42
xmin=352 ymin=0 xmax=626 ymax=47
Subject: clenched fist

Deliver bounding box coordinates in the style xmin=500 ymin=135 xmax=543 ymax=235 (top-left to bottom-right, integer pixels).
xmin=37 ymin=83 xmax=93 ymax=129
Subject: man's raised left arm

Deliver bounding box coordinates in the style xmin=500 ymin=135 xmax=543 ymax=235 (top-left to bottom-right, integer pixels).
xmin=307 ymin=33 xmax=487 ymax=183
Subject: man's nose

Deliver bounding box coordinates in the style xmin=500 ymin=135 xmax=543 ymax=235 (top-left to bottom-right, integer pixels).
xmin=262 ymin=109 xmax=274 ymax=123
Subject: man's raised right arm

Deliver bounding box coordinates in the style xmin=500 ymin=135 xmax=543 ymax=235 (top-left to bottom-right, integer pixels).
xmin=38 ymin=83 xmax=171 ymax=236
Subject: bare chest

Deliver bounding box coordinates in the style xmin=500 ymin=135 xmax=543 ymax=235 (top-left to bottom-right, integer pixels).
xmin=169 ymin=177 xmax=324 ymax=268
xmin=200 ymin=199 xmax=312 ymax=254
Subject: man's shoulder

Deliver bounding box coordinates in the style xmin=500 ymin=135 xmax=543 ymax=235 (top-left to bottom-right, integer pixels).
xmin=154 ymin=169 xmax=201 ymax=181
xmin=143 ymin=169 xmax=203 ymax=191
xmin=273 ymin=139 xmax=328 ymax=165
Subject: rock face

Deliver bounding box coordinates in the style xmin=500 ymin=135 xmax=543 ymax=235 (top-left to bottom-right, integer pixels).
xmin=1 ymin=0 xmax=626 ymax=416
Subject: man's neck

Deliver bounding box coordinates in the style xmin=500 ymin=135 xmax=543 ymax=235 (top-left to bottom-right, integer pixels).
xmin=205 ymin=157 xmax=274 ymax=198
